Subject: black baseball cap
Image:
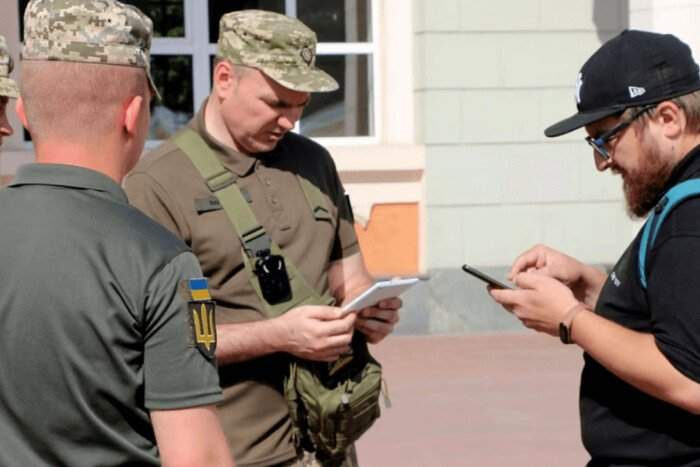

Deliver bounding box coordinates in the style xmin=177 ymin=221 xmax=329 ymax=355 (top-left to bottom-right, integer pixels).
xmin=545 ymin=29 xmax=700 ymax=138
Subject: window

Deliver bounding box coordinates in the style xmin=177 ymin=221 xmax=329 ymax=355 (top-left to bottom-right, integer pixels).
xmin=120 ymin=0 xmax=377 ymax=141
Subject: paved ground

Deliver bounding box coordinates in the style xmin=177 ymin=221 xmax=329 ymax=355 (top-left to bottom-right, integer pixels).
xmin=356 ymin=332 xmax=589 ymax=467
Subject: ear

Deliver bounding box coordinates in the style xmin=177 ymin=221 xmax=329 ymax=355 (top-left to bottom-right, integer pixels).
xmin=15 ymin=97 xmax=29 ymax=130
xmin=654 ymin=101 xmax=684 ymax=139
xmin=123 ymin=95 xmax=145 ymax=137
xmin=212 ymin=60 xmax=235 ymax=98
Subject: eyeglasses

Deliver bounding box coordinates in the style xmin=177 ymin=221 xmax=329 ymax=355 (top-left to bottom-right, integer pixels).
xmin=585 ymin=105 xmax=656 ymax=159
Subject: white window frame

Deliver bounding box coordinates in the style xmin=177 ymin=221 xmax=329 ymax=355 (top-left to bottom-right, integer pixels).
xmin=148 ymin=0 xmax=380 ymax=145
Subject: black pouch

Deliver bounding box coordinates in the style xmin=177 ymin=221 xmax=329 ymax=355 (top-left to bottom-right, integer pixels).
xmin=254 ymin=252 xmax=292 ymax=304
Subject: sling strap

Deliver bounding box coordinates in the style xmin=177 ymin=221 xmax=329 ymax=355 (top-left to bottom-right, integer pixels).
xmin=173 ymin=128 xmax=335 ymax=317
xmin=638 ymin=178 xmax=700 ymax=289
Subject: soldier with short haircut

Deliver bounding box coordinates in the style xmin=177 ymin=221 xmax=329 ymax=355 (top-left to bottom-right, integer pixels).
xmin=0 ymin=34 xmax=19 ymax=147
xmin=125 ymin=9 xmax=401 ymax=467
xmin=0 ymin=1 xmax=234 ymax=466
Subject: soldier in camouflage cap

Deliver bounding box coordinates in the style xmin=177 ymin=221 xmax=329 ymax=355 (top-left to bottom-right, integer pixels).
xmin=22 ymin=0 xmax=160 ymax=98
xmin=125 ymin=8 xmax=400 ymax=467
xmin=0 ymin=35 xmax=19 ymax=100
xmin=0 ymin=35 xmax=19 ymax=147
xmin=218 ymin=9 xmax=338 ymax=93
xmin=1 ymin=1 xmax=236 ymax=466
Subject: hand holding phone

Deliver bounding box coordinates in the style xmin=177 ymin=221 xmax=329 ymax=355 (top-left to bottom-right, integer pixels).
xmin=461 ymin=264 xmax=514 ymax=290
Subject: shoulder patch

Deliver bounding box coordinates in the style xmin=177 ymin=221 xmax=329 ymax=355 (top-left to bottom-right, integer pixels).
xmin=186 ymin=278 xmax=217 ymax=360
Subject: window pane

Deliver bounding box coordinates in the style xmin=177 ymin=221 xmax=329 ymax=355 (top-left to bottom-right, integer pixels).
xmin=300 ymin=54 xmax=372 ymax=138
xmin=18 ymin=0 xmax=30 ymax=40
xmin=208 ymin=0 xmax=285 ymax=43
xmin=150 ymin=55 xmax=193 ymax=140
xmin=121 ymin=0 xmax=185 ymax=37
xmin=19 ymin=0 xmax=187 ymax=39
xmin=297 ymin=0 xmax=371 ymax=42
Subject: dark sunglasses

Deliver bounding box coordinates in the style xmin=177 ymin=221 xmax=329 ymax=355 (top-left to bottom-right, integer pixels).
xmin=585 ymin=105 xmax=656 ymax=159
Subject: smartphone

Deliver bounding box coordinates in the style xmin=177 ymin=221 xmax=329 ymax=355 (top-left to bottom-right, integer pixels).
xmin=461 ymin=264 xmax=513 ymax=290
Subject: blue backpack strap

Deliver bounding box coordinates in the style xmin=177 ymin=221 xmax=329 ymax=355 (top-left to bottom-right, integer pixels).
xmin=638 ymin=178 xmax=700 ymax=288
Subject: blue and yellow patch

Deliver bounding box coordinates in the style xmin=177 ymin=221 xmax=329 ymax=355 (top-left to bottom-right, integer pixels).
xmin=188 ymin=277 xmax=211 ymax=301
xmin=186 ymin=278 xmax=216 ymax=360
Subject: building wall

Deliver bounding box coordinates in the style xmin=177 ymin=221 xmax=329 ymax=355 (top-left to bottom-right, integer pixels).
xmin=631 ymin=0 xmax=700 ymax=53
xmin=399 ymin=0 xmax=639 ymax=335
xmin=417 ymin=0 xmax=636 ymax=272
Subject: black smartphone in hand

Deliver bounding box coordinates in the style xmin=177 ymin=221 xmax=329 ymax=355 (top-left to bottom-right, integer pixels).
xmin=461 ymin=264 xmax=514 ymax=290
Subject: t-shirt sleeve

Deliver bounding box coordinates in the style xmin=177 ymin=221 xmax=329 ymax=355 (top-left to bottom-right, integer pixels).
xmin=324 ymin=155 xmax=360 ymax=261
xmin=649 ymin=235 xmax=700 ymax=383
xmin=143 ymin=251 xmax=222 ymax=410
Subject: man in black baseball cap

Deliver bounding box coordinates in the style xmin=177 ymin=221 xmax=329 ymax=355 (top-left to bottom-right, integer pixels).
xmin=489 ymin=30 xmax=700 ymax=466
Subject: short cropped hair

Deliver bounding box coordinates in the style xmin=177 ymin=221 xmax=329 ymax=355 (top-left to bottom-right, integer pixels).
xmin=20 ymin=61 xmax=148 ymax=144
xmin=624 ymin=90 xmax=700 ymax=133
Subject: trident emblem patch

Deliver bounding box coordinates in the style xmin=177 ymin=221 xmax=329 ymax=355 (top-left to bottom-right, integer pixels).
xmin=188 ymin=278 xmax=217 ymax=359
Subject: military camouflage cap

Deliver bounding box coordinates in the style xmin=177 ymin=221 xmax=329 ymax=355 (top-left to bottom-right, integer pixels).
xmin=218 ymin=9 xmax=339 ymax=93
xmin=0 ymin=35 xmax=19 ymax=99
xmin=22 ymin=0 xmax=160 ymax=99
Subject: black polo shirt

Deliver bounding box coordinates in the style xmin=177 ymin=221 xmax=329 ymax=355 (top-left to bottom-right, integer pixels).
xmin=583 ymin=145 xmax=700 ymax=466
xmin=0 ymin=164 xmax=222 ymax=467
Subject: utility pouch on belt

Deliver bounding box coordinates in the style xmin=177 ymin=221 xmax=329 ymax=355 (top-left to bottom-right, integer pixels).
xmin=285 ymin=334 xmax=383 ymax=463
xmin=174 ymin=128 xmax=384 ymax=460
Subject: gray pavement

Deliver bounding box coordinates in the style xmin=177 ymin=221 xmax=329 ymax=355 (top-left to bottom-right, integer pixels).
xmin=356 ymin=332 xmax=588 ymax=467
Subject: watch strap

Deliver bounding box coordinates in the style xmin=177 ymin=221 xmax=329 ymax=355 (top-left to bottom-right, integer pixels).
xmin=559 ymin=303 xmax=588 ymax=344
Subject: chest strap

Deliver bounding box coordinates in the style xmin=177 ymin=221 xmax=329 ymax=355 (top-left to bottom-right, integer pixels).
xmin=173 ymin=128 xmax=334 ymax=317
xmin=638 ymin=178 xmax=700 ymax=289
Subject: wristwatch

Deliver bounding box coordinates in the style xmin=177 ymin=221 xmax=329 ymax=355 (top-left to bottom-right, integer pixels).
xmin=559 ymin=303 xmax=588 ymax=344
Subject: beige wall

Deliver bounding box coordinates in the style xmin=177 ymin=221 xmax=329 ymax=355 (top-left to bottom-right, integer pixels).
xmin=631 ymin=0 xmax=700 ymax=56
xmin=417 ymin=0 xmax=639 ymax=268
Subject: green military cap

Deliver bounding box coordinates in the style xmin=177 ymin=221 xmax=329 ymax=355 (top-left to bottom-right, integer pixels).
xmin=0 ymin=35 xmax=19 ymax=99
xmin=22 ymin=0 xmax=160 ymax=99
xmin=218 ymin=9 xmax=339 ymax=93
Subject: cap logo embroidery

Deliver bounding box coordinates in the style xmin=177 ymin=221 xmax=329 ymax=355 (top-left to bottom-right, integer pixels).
xmin=575 ymin=73 xmax=583 ymax=104
xmin=629 ymin=86 xmax=646 ymax=98
xmin=300 ymin=47 xmax=314 ymax=66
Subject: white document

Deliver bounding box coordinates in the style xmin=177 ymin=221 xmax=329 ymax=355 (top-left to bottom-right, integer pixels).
xmin=341 ymin=277 xmax=419 ymax=314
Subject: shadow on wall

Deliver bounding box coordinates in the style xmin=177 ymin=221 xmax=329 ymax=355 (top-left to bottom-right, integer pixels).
xmin=594 ymin=0 xmax=629 ymax=42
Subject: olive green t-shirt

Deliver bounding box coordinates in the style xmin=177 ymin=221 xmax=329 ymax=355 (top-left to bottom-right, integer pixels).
xmin=0 ymin=164 xmax=222 ymax=467
xmin=124 ymin=102 xmax=360 ymax=467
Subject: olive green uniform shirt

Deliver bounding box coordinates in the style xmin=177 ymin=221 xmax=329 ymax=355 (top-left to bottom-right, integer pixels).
xmin=124 ymin=102 xmax=360 ymax=467
xmin=0 ymin=164 xmax=222 ymax=467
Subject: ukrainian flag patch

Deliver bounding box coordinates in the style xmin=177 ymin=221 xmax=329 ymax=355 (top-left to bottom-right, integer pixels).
xmin=189 ymin=277 xmax=211 ymax=301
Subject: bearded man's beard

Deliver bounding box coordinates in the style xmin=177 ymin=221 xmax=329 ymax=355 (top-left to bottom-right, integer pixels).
xmin=620 ymin=139 xmax=675 ymax=218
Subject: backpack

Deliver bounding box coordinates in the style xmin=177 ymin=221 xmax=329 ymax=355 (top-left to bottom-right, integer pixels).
xmin=638 ymin=179 xmax=700 ymax=288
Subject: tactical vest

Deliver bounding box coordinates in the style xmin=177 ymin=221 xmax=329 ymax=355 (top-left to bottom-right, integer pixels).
xmin=173 ymin=128 xmax=383 ymax=463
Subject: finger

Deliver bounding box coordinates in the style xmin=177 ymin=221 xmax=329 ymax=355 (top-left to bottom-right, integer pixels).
xmin=321 ymin=315 xmax=357 ymax=336
xmin=377 ymin=297 xmax=402 ymax=310
xmin=360 ymin=330 xmax=384 ymax=344
xmin=510 ymin=247 xmax=541 ymax=278
xmin=357 ymin=317 xmax=394 ymax=336
xmin=513 ymin=271 xmax=547 ymax=289
xmin=374 ymin=309 xmax=400 ymax=324
xmin=489 ymin=287 xmax=522 ymax=307
xmin=359 ymin=307 xmax=399 ymax=323
xmin=301 ymin=305 xmax=345 ymax=320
